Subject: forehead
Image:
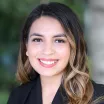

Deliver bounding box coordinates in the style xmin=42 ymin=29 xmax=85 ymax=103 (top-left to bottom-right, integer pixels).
xmin=29 ymin=16 xmax=66 ymax=36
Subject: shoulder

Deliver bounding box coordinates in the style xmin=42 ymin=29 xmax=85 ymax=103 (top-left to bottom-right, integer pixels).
xmin=92 ymin=80 xmax=104 ymax=99
xmin=7 ymin=78 xmax=38 ymax=104
xmin=12 ymin=79 xmax=35 ymax=95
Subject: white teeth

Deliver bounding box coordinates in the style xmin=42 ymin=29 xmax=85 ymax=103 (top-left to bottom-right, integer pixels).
xmin=40 ymin=60 xmax=56 ymax=65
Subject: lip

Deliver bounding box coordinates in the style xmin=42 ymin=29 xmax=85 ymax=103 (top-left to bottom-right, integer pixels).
xmin=38 ymin=58 xmax=58 ymax=68
xmin=39 ymin=58 xmax=58 ymax=61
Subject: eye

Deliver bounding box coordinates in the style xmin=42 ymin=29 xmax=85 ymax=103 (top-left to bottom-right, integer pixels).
xmin=32 ymin=38 xmax=42 ymax=42
xmin=55 ymin=39 xmax=65 ymax=43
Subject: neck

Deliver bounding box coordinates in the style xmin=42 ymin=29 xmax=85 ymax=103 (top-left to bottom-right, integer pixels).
xmin=40 ymin=74 xmax=63 ymax=90
xmin=40 ymin=74 xmax=63 ymax=104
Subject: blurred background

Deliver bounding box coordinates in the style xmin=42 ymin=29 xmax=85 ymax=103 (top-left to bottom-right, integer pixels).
xmin=0 ymin=0 xmax=104 ymax=104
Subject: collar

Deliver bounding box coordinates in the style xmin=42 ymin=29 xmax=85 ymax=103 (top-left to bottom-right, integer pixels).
xmin=25 ymin=76 xmax=66 ymax=104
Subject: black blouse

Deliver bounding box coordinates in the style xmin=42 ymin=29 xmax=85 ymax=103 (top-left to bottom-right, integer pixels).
xmin=7 ymin=76 xmax=104 ymax=104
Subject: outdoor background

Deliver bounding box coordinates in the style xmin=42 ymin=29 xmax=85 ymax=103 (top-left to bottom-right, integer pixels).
xmin=0 ymin=0 xmax=104 ymax=104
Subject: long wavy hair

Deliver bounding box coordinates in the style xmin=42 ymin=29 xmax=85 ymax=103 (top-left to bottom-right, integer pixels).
xmin=16 ymin=2 xmax=94 ymax=104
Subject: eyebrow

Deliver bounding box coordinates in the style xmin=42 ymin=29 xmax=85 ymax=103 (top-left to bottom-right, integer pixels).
xmin=30 ymin=33 xmax=66 ymax=38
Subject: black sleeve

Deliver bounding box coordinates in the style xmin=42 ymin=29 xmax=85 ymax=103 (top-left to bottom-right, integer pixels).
xmin=7 ymin=88 xmax=19 ymax=104
xmin=7 ymin=80 xmax=35 ymax=104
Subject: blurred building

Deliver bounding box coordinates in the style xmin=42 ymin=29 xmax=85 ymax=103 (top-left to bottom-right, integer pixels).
xmin=85 ymin=0 xmax=104 ymax=84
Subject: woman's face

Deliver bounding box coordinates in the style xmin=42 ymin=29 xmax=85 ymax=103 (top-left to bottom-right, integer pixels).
xmin=26 ymin=16 xmax=70 ymax=77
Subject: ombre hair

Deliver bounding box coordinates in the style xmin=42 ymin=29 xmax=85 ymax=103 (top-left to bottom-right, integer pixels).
xmin=16 ymin=2 xmax=94 ymax=104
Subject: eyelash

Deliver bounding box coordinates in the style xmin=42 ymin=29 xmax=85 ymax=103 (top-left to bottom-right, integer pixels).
xmin=55 ymin=39 xmax=65 ymax=43
xmin=32 ymin=38 xmax=42 ymax=42
xmin=32 ymin=38 xmax=65 ymax=43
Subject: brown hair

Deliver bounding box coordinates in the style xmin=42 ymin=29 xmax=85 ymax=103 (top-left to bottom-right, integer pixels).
xmin=16 ymin=2 xmax=94 ymax=104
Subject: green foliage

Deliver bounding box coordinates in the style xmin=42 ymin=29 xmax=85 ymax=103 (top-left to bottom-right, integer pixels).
xmin=0 ymin=90 xmax=9 ymax=104
xmin=0 ymin=0 xmax=40 ymax=44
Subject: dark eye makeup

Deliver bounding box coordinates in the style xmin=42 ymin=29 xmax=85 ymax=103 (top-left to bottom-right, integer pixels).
xmin=32 ymin=38 xmax=42 ymax=42
xmin=55 ymin=39 xmax=66 ymax=43
xmin=31 ymin=37 xmax=66 ymax=43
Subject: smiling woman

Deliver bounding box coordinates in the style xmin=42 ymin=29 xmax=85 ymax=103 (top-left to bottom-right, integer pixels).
xmin=7 ymin=2 xmax=104 ymax=104
xmin=26 ymin=16 xmax=70 ymax=78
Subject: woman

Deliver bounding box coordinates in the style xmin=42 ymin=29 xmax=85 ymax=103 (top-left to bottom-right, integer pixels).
xmin=7 ymin=2 xmax=104 ymax=104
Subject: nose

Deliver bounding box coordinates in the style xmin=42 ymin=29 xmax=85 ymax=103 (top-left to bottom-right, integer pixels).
xmin=42 ymin=43 xmax=55 ymax=55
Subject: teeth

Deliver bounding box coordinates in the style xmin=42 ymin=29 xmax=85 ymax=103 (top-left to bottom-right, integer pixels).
xmin=40 ymin=60 xmax=56 ymax=65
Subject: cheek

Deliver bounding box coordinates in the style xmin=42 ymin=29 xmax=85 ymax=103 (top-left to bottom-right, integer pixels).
xmin=27 ymin=44 xmax=43 ymax=56
xmin=57 ymin=46 xmax=70 ymax=58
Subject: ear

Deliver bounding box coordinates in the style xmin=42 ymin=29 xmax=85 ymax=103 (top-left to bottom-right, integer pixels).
xmin=26 ymin=43 xmax=28 ymax=56
xmin=26 ymin=51 xmax=28 ymax=56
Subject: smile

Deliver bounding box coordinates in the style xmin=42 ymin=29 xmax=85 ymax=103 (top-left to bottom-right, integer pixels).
xmin=38 ymin=58 xmax=58 ymax=68
xmin=40 ymin=60 xmax=57 ymax=64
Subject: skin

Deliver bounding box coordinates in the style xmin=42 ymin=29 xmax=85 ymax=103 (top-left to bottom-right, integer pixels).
xmin=26 ymin=16 xmax=70 ymax=104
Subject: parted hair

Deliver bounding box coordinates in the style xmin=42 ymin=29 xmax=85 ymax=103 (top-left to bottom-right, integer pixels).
xmin=16 ymin=2 xmax=94 ymax=104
